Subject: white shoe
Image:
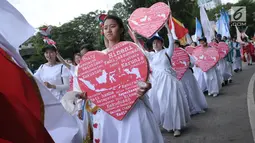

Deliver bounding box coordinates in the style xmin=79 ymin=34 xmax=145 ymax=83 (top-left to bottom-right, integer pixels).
xmin=208 ymin=93 xmax=211 ymax=96
xmin=213 ymin=94 xmax=218 ymax=97
xmin=174 ymin=130 xmax=181 ymax=137
xmin=199 ymin=110 xmax=206 ymax=114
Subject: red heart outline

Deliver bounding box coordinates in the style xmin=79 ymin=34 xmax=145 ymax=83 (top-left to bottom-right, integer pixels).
xmin=171 ymin=48 xmax=190 ymax=80
xmin=128 ymin=2 xmax=170 ymax=39
xmin=78 ymin=42 xmax=149 ymax=120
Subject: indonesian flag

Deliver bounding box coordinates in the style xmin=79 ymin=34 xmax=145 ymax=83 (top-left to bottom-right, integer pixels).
xmin=0 ymin=48 xmax=54 ymax=143
xmin=168 ymin=17 xmax=189 ymax=40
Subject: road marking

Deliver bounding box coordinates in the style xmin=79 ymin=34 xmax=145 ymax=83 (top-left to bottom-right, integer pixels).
xmin=247 ymin=72 xmax=255 ymax=143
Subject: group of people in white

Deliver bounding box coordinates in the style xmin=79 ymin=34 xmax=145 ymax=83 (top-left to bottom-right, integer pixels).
xmin=34 ymin=14 xmax=253 ymax=143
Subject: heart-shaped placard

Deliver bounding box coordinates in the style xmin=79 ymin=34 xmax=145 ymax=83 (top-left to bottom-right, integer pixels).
xmin=78 ymin=41 xmax=149 ymax=120
xmin=192 ymin=47 xmax=220 ymax=72
xmin=171 ymin=48 xmax=190 ymax=80
xmin=185 ymin=46 xmax=195 ymax=55
xmin=217 ymin=42 xmax=229 ymax=59
xmin=208 ymin=42 xmax=218 ymax=48
xmin=128 ymin=2 xmax=170 ymax=39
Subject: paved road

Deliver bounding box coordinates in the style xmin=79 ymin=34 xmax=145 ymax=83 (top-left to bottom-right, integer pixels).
xmin=163 ymin=64 xmax=255 ymax=143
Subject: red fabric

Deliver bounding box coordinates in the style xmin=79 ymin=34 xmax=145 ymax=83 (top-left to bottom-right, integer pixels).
xmin=242 ymin=43 xmax=255 ymax=62
xmin=168 ymin=17 xmax=189 ymax=39
xmin=0 ymin=48 xmax=54 ymax=143
xmin=0 ymin=138 xmax=12 ymax=143
xmin=68 ymin=77 xmax=74 ymax=91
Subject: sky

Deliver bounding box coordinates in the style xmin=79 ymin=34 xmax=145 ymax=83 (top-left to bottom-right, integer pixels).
xmin=8 ymin=0 xmax=238 ymax=28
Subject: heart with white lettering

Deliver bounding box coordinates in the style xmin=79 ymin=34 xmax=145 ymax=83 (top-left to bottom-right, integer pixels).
xmin=78 ymin=41 xmax=149 ymax=120
xmin=217 ymin=42 xmax=229 ymax=59
xmin=192 ymin=47 xmax=220 ymax=72
xmin=171 ymin=48 xmax=190 ymax=80
xmin=185 ymin=46 xmax=195 ymax=55
xmin=128 ymin=2 xmax=170 ymax=39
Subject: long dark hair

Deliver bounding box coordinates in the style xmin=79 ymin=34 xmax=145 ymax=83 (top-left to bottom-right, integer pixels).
xmin=104 ymin=15 xmax=125 ymax=41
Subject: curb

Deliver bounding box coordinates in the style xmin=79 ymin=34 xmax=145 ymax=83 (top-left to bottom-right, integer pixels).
xmin=247 ymin=71 xmax=255 ymax=143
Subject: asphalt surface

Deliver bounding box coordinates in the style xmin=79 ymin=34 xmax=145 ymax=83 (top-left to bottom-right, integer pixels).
xmin=163 ymin=64 xmax=255 ymax=143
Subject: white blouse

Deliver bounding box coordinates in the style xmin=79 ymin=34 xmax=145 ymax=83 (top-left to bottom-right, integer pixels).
xmin=34 ymin=63 xmax=70 ymax=100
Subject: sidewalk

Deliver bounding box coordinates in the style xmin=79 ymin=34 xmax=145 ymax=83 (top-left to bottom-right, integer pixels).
xmin=163 ymin=64 xmax=255 ymax=143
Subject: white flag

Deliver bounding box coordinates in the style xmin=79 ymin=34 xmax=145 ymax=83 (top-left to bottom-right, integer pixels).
xmin=0 ymin=0 xmax=35 ymax=68
xmin=235 ymin=26 xmax=242 ymax=43
xmin=200 ymin=6 xmax=214 ymax=43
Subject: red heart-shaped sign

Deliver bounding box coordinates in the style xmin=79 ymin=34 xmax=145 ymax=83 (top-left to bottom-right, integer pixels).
xmin=185 ymin=46 xmax=195 ymax=55
xmin=208 ymin=42 xmax=218 ymax=48
xmin=192 ymin=47 xmax=220 ymax=72
xmin=78 ymin=42 xmax=149 ymax=120
xmin=128 ymin=2 xmax=170 ymax=39
xmin=217 ymin=42 xmax=229 ymax=59
xmin=171 ymin=48 xmax=190 ymax=80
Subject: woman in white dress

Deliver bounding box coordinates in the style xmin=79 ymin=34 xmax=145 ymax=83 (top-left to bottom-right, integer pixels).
xmin=34 ymin=45 xmax=83 ymax=143
xmin=34 ymin=45 xmax=70 ymax=100
xmin=144 ymin=23 xmax=190 ymax=137
xmin=77 ymin=15 xmax=164 ymax=143
xmin=197 ymin=37 xmax=222 ymax=97
xmin=173 ymin=42 xmax=208 ymax=115
xmin=231 ymin=37 xmax=242 ymax=72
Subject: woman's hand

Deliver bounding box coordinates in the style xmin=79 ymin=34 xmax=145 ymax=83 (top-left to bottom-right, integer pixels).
xmin=44 ymin=82 xmax=56 ymax=89
xmin=77 ymin=92 xmax=87 ymax=100
xmin=137 ymin=81 xmax=151 ymax=98
xmin=77 ymin=110 xmax=83 ymax=120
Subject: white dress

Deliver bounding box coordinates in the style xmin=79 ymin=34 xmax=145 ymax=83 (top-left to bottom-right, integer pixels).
xmin=75 ymin=49 xmax=164 ymax=143
xmin=180 ymin=56 xmax=208 ymax=115
xmin=193 ymin=66 xmax=207 ymax=92
xmin=203 ymin=65 xmax=222 ymax=95
xmin=147 ymin=34 xmax=190 ymax=131
xmin=217 ymin=59 xmax=231 ymax=81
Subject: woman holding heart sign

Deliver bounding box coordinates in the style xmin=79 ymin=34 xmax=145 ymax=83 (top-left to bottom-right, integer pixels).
xmin=132 ymin=20 xmax=190 ymax=137
xmin=75 ymin=15 xmax=164 ymax=143
xmin=195 ymin=37 xmax=222 ymax=97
